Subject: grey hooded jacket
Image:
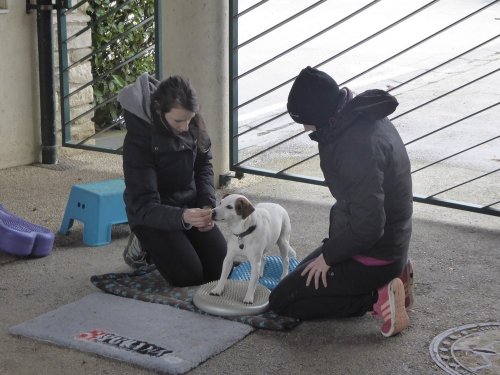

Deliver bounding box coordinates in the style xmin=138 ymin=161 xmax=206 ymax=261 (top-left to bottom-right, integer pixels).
xmin=310 ymin=89 xmax=413 ymax=265
xmin=117 ymin=73 xmax=216 ymax=231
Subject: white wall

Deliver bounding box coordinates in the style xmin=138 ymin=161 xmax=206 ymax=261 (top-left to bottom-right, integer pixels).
xmin=0 ymin=0 xmax=231 ymax=177
xmin=161 ymin=0 xmax=230 ymax=186
xmin=0 ymin=0 xmax=39 ymax=169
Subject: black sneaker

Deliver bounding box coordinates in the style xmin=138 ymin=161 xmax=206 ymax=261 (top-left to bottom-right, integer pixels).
xmin=123 ymin=233 xmax=149 ymax=269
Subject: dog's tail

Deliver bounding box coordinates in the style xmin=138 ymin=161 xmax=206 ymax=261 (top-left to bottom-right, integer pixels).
xmin=279 ymin=213 xmax=296 ymax=258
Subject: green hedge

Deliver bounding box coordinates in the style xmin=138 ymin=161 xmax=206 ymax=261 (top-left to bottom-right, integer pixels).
xmin=86 ymin=0 xmax=155 ymax=128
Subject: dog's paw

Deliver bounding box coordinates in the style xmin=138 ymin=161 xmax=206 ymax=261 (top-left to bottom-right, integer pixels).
xmin=243 ymin=294 xmax=254 ymax=304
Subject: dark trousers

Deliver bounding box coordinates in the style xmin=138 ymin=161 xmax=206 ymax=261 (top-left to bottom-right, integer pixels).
xmin=133 ymin=224 xmax=227 ymax=287
xmin=269 ymin=246 xmax=405 ymax=320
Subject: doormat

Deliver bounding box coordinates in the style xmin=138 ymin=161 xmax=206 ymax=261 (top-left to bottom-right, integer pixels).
xmin=90 ymin=266 xmax=301 ymax=331
xmin=9 ymin=293 xmax=254 ymax=375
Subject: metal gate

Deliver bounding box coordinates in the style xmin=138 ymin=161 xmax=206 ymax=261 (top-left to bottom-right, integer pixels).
xmin=229 ymin=0 xmax=500 ymax=216
xmin=55 ymin=0 xmax=161 ymax=154
xmin=53 ymin=1 xmax=499 ymax=216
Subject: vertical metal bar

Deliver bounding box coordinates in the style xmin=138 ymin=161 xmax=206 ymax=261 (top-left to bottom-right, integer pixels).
xmin=57 ymin=1 xmax=71 ymax=144
xmin=229 ymin=0 xmax=239 ymax=167
xmin=154 ymin=0 xmax=162 ymax=79
xmin=37 ymin=0 xmax=58 ymax=163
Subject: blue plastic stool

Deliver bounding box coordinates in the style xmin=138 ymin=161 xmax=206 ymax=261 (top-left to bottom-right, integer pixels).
xmin=230 ymin=255 xmax=300 ymax=290
xmin=59 ymin=179 xmax=128 ymax=246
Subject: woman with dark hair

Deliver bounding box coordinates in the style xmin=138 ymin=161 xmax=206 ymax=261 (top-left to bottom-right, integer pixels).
xmin=117 ymin=73 xmax=227 ymax=287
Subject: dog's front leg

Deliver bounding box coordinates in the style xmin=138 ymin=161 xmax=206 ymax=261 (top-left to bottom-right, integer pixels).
xmin=243 ymin=258 xmax=262 ymax=304
xmin=210 ymin=254 xmax=235 ymax=297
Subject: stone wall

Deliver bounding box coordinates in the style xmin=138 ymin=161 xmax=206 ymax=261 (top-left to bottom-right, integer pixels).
xmin=53 ymin=3 xmax=95 ymax=144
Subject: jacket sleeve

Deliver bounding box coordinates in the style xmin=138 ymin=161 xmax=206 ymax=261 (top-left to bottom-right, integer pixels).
xmin=321 ymin=143 xmax=387 ymax=265
xmin=122 ymin=113 xmax=185 ymax=231
xmin=193 ymin=146 xmax=216 ymax=208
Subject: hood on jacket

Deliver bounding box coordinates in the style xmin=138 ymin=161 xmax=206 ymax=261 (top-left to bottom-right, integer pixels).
xmin=310 ymin=89 xmax=398 ymax=143
xmin=342 ymin=89 xmax=398 ymax=121
xmin=117 ymin=73 xmax=159 ymax=124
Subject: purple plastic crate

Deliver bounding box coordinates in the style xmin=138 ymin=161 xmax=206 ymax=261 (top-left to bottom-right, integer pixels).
xmin=0 ymin=216 xmax=36 ymax=257
xmin=0 ymin=205 xmax=55 ymax=257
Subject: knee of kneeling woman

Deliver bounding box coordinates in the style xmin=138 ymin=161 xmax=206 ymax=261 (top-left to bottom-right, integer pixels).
xmin=268 ymin=288 xmax=285 ymax=313
xmin=159 ymin=265 xmax=204 ymax=287
xmin=170 ymin=273 xmax=204 ymax=287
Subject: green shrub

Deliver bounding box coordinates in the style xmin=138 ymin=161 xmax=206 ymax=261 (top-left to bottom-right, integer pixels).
xmin=86 ymin=0 xmax=155 ymax=128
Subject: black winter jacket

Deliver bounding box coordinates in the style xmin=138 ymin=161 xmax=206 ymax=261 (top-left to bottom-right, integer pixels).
xmin=311 ymin=89 xmax=413 ymax=265
xmin=118 ymin=74 xmax=216 ymax=231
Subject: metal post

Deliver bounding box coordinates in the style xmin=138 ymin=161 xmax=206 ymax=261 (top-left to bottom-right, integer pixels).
xmin=229 ymin=0 xmax=239 ymax=168
xmin=36 ymin=0 xmax=58 ymax=164
xmin=154 ymin=0 xmax=163 ymax=79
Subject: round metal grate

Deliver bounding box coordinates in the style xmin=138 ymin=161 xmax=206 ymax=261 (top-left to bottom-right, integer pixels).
xmin=429 ymin=322 xmax=500 ymax=374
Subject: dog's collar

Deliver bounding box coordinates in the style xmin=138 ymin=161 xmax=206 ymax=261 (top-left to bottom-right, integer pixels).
xmin=234 ymin=225 xmax=257 ymax=249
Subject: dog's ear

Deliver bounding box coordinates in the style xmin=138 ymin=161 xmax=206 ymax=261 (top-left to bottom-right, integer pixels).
xmin=222 ymin=193 xmax=231 ymax=199
xmin=235 ymin=197 xmax=255 ymax=219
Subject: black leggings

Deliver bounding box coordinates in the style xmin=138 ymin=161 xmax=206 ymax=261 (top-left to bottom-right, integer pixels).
xmin=133 ymin=224 xmax=227 ymax=287
xmin=269 ymin=246 xmax=405 ymax=320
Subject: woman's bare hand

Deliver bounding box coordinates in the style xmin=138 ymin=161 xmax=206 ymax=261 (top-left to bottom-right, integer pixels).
xmin=301 ymin=253 xmax=331 ymax=289
xmin=182 ymin=208 xmax=213 ymax=229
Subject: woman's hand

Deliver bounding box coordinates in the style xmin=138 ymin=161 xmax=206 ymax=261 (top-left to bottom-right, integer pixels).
xmin=301 ymin=253 xmax=331 ymax=289
xmin=182 ymin=208 xmax=213 ymax=231
xmin=197 ymin=206 xmax=215 ymax=232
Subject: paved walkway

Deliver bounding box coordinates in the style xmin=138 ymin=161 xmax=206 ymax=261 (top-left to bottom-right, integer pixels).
xmin=0 ymin=149 xmax=498 ymax=374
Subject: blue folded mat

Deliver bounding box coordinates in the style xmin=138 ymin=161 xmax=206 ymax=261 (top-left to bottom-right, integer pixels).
xmin=230 ymin=255 xmax=300 ymax=290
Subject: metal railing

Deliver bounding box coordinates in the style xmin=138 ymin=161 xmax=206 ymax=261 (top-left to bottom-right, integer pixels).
xmin=229 ymin=0 xmax=500 ymax=216
xmin=56 ymin=0 xmax=161 ymax=154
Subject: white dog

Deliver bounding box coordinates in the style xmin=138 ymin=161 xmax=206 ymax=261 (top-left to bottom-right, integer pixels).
xmin=210 ymin=194 xmax=296 ymax=304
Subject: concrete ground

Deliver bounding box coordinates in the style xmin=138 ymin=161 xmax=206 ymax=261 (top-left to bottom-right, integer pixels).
xmin=0 ymin=148 xmax=499 ymax=375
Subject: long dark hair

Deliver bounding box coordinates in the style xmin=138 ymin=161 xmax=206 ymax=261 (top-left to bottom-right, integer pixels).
xmin=151 ymin=75 xmax=210 ymax=152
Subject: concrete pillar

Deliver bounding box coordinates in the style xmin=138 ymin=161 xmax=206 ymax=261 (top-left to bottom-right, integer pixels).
xmin=160 ymin=0 xmax=229 ymax=187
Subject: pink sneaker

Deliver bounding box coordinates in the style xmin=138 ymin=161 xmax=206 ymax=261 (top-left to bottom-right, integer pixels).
xmin=399 ymin=259 xmax=414 ymax=309
xmin=372 ymin=278 xmax=409 ymax=337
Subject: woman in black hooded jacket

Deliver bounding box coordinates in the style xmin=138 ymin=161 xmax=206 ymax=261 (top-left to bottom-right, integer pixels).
xmin=117 ymin=73 xmax=227 ymax=287
xmin=269 ymin=67 xmax=414 ymax=337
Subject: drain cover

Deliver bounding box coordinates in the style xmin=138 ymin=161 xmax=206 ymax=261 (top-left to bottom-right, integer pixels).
xmin=429 ymin=322 xmax=500 ymax=374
